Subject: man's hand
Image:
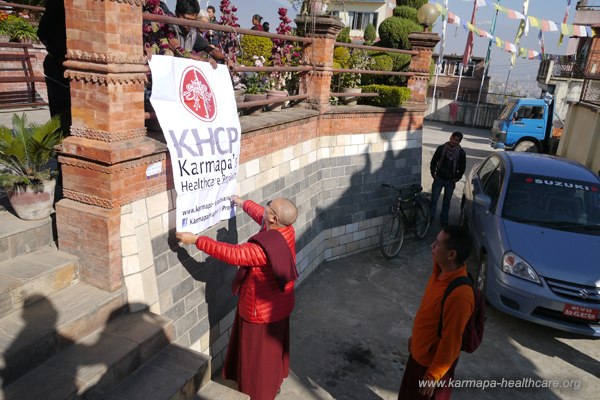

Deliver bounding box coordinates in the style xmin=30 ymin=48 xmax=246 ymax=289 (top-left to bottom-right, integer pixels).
xmin=176 ymin=232 xmax=199 ymax=245
xmin=418 ymin=376 xmax=436 ymax=398
xmin=231 ymin=195 xmax=245 ymax=208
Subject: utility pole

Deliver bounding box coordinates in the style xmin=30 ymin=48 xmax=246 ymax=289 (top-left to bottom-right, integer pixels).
xmin=473 ymin=0 xmax=501 ymax=126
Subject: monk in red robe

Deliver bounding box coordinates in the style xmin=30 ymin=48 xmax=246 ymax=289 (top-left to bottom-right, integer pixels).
xmin=177 ymin=196 xmax=298 ymax=400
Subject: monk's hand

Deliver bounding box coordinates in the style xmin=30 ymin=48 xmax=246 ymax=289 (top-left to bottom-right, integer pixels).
xmin=176 ymin=232 xmax=199 ymax=245
xmin=231 ymin=195 xmax=245 ymax=208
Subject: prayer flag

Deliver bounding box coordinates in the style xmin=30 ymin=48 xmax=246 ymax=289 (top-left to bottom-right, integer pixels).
xmin=463 ymin=0 xmax=480 ymax=67
xmin=558 ymin=0 xmax=572 ymax=46
xmin=512 ymin=1 xmax=530 ymax=67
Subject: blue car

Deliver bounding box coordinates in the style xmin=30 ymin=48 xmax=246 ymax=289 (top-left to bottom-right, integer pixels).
xmin=459 ymin=152 xmax=600 ymax=336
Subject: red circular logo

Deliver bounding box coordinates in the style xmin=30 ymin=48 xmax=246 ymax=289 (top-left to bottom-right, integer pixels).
xmin=180 ymin=66 xmax=217 ymax=121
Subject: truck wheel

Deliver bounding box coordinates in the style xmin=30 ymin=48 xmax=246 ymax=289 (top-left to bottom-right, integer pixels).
xmin=515 ymin=141 xmax=538 ymax=152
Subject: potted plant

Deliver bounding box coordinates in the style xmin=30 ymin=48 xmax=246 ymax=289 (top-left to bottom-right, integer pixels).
xmin=340 ymin=49 xmax=372 ymax=105
xmin=242 ymin=56 xmax=268 ymax=115
xmin=267 ymin=7 xmax=295 ymax=111
xmin=0 ymin=113 xmax=63 ymax=220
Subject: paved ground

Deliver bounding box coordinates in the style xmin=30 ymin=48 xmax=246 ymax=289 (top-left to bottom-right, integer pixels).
xmin=3 ymin=109 xmax=598 ymax=399
xmin=276 ymin=122 xmax=600 ymax=400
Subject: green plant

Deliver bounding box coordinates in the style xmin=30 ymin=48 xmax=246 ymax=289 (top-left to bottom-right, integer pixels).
xmin=239 ymin=35 xmax=273 ymax=67
xmin=361 ymin=52 xmax=393 ymax=85
xmin=396 ymin=0 xmax=428 ymax=8
xmin=340 ymin=49 xmax=372 ymax=88
xmin=378 ymin=16 xmax=421 ymax=49
xmin=8 ymin=16 xmax=37 ymax=42
xmin=393 ymin=6 xmax=419 ymax=23
xmin=363 ymin=23 xmax=376 ymax=45
xmin=243 ymin=73 xmax=267 ymax=94
xmin=337 ymin=26 xmax=351 ymax=43
xmin=0 ymin=113 xmax=63 ymax=192
xmin=333 ymin=46 xmax=350 ymax=69
xmin=358 ymin=85 xmax=411 ymax=107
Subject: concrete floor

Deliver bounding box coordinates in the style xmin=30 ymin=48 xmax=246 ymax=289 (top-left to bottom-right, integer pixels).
xmin=277 ymin=122 xmax=600 ymax=400
xmin=3 ymin=108 xmax=598 ymax=399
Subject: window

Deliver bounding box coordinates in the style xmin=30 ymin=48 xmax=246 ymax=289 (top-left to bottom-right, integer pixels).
xmin=477 ymin=156 xmax=503 ymax=207
xmin=514 ymin=106 xmax=545 ymax=120
xmin=348 ymin=12 xmax=378 ymax=31
xmin=451 ymin=62 xmax=475 ymax=77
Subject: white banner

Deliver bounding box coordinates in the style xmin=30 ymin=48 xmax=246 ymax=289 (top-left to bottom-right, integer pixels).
xmin=149 ymin=55 xmax=241 ymax=233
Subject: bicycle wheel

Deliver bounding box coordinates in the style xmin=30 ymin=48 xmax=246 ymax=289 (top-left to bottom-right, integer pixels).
xmin=379 ymin=214 xmax=405 ymax=259
xmin=414 ymin=198 xmax=431 ymax=239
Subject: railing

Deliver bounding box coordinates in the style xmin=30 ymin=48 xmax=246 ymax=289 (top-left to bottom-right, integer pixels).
xmin=538 ymin=59 xmax=586 ymax=81
xmin=580 ymin=78 xmax=600 ymax=106
xmin=576 ymin=0 xmax=600 ymax=10
xmin=2 ymin=1 xmax=418 ymax=113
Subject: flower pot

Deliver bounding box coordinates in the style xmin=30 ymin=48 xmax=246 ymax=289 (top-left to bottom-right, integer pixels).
xmin=266 ymin=89 xmax=288 ymax=112
xmin=7 ymin=179 xmax=56 ymax=220
xmin=244 ymin=93 xmax=267 ymax=116
xmin=0 ymin=34 xmax=10 ymax=43
xmin=341 ymin=87 xmax=362 ymax=106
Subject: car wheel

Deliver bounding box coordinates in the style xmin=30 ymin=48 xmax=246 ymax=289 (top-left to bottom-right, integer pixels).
xmin=477 ymin=252 xmax=488 ymax=302
xmin=514 ymin=140 xmax=538 ymax=152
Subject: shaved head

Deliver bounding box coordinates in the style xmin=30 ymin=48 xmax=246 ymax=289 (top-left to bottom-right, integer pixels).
xmin=270 ymin=198 xmax=298 ymax=227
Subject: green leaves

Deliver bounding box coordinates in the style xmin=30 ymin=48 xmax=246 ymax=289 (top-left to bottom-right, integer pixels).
xmin=0 ymin=113 xmax=62 ymax=191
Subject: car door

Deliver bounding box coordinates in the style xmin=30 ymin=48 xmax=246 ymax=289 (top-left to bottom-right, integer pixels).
xmin=471 ymin=156 xmax=504 ymax=250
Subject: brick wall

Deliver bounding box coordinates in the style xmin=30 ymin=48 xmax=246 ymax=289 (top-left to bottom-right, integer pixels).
xmin=118 ymin=106 xmax=423 ymax=371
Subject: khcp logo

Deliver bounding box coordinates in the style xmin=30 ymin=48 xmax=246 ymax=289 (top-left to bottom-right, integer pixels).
xmin=180 ymin=66 xmax=217 ymax=121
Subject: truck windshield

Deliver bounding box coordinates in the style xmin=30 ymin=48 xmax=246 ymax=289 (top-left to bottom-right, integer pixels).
xmin=498 ymin=102 xmax=517 ymax=120
xmin=502 ymin=173 xmax=600 ymax=235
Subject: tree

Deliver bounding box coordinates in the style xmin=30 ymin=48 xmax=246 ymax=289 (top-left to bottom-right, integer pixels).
xmin=363 ymin=23 xmax=376 ymax=45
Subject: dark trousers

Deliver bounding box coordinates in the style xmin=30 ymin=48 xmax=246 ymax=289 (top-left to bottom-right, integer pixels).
xmin=430 ymin=176 xmax=456 ymax=225
xmin=43 ymin=54 xmax=71 ymax=136
xmin=398 ymin=354 xmax=458 ymax=400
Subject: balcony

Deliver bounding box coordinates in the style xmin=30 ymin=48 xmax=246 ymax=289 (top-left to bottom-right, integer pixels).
xmin=537 ymin=59 xmax=586 ymax=83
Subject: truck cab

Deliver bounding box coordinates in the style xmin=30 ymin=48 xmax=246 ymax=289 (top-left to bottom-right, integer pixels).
xmin=490 ymin=98 xmax=557 ymax=153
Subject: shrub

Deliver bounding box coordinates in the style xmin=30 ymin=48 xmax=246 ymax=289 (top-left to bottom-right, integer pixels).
xmin=378 ymin=16 xmax=422 ymax=49
xmin=361 ymin=52 xmax=393 ymax=85
xmin=337 ymin=26 xmax=351 ymax=43
xmin=396 ymin=0 xmax=428 ymax=8
xmin=393 ymin=6 xmax=418 ymax=23
xmin=239 ymin=35 xmax=273 ymax=66
xmin=363 ymin=23 xmax=376 ymax=44
xmin=333 ymin=46 xmax=350 ymax=69
xmin=358 ymin=85 xmax=411 ymax=107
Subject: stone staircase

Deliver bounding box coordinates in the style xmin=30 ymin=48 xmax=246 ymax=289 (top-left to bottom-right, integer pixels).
xmin=0 ymin=204 xmax=248 ymax=400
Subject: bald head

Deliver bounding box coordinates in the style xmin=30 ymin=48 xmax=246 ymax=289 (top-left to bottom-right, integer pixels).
xmin=269 ymin=197 xmax=298 ymax=227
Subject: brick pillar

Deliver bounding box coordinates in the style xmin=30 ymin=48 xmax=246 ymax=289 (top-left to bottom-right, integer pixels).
xmin=407 ymin=32 xmax=441 ymax=103
xmin=56 ymin=0 xmax=167 ymax=291
xmin=295 ymin=15 xmax=344 ymax=113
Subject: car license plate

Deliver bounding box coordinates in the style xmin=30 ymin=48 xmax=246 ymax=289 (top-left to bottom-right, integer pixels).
xmin=562 ymin=304 xmax=599 ymax=321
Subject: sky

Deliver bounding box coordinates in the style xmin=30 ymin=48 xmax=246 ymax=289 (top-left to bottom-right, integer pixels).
xmin=166 ymin=0 xmax=582 ymax=82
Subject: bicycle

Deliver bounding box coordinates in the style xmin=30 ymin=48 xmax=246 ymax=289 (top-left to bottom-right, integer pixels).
xmin=379 ymin=183 xmax=431 ymax=259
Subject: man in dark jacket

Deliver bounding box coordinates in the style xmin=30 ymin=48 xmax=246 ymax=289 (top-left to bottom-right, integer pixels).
xmin=430 ymin=132 xmax=467 ymax=226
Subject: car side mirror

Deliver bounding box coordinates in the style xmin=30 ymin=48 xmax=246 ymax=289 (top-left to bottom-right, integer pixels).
xmin=474 ymin=193 xmax=492 ymax=214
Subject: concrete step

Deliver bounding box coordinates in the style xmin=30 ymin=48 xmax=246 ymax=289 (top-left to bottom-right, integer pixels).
xmin=0 ymin=245 xmax=78 ymax=319
xmin=194 ymin=381 xmax=250 ymax=400
xmin=0 ymin=282 xmax=127 ymax=386
xmin=1 ymin=310 xmax=173 ymax=400
xmin=98 ymin=344 xmax=211 ymax=400
xmin=0 ymin=209 xmax=54 ymax=260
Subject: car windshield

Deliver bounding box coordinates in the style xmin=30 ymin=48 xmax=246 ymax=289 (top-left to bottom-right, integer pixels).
xmin=502 ymin=173 xmax=600 ymax=235
xmin=498 ymin=102 xmax=517 ymax=120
